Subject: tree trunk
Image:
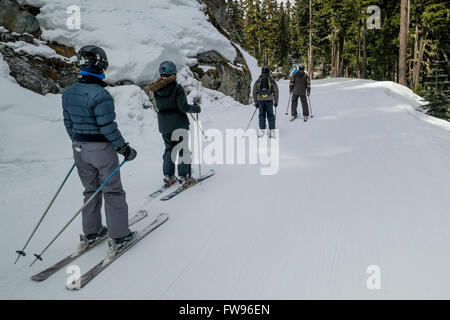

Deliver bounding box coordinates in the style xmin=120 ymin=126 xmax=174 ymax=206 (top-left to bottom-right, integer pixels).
xmin=357 ymin=15 xmax=362 ymax=78
xmin=398 ymin=0 xmax=409 ymax=86
xmin=308 ymin=0 xmax=314 ymax=79
xmin=331 ymin=28 xmax=336 ymax=77
xmin=412 ymin=37 xmax=426 ymax=89
xmin=362 ymin=21 xmax=367 ymax=79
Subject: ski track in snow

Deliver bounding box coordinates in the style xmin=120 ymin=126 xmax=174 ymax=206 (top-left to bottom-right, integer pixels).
xmin=1 ymin=76 xmax=450 ymax=299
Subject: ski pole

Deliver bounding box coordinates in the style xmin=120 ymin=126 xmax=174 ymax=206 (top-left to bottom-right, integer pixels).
xmin=196 ymin=113 xmax=202 ymax=179
xmin=244 ymin=107 xmax=258 ymax=132
xmin=307 ymin=95 xmax=314 ymax=118
xmin=14 ymin=163 xmax=76 ymax=264
xmin=285 ymin=93 xmax=292 ymax=115
xmin=189 ymin=113 xmax=207 ymax=140
xmin=29 ymin=159 xmax=127 ymax=267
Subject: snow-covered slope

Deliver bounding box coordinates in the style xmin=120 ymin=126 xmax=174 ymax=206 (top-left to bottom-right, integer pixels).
xmin=1 ymin=0 xmax=449 ymax=300
xmin=1 ymin=43 xmax=450 ymax=298
xmin=22 ymin=0 xmax=237 ymax=84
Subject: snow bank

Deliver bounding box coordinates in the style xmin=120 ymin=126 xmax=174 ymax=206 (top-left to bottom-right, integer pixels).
xmin=337 ymin=79 xmax=450 ymax=130
xmin=235 ymin=43 xmax=260 ymax=87
xmin=24 ymin=0 xmax=237 ymax=85
xmin=4 ymin=40 xmax=74 ymax=62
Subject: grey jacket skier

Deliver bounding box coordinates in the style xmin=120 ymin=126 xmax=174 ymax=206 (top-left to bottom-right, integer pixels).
xmin=62 ymin=45 xmax=137 ymax=252
xmin=252 ymin=66 xmax=279 ymax=137
xmin=289 ymin=64 xmax=311 ymax=121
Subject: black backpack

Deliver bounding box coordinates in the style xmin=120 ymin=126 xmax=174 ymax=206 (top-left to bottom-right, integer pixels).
xmin=259 ymin=76 xmax=272 ymax=98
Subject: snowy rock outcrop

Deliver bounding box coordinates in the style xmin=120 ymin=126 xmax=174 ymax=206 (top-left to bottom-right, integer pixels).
xmin=0 ymin=28 xmax=78 ymax=94
xmin=190 ymin=49 xmax=251 ymax=104
xmin=0 ymin=0 xmax=40 ymax=34
xmin=0 ymin=43 xmax=78 ymax=94
xmin=201 ymin=0 xmax=231 ymax=32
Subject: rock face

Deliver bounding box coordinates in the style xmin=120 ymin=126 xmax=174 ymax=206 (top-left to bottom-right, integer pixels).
xmin=191 ymin=48 xmax=251 ymax=104
xmin=0 ymin=39 xmax=79 ymax=95
xmin=197 ymin=0 xmax=251 ymax=104
xmin=0 ymin=0 xmax=40 ymax=34
xmin=201 ymin=0 xmax=230 ymax=32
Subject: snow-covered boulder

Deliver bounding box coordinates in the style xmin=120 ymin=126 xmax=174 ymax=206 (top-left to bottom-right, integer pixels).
xmin=16 ymin=0 xmax=251 ymax=103
xmin=0 ymin=39 xmax=78 ymax=94
xmin=0 ymin=0 xmax=40 ymax=34
xmin=190 ymin=49 xmax=251 ymax=104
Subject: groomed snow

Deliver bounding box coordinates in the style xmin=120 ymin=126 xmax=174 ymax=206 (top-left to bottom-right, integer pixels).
xmin=1 ymin=0 xmax=449 ymax=300
xmin=22 ymin=0 xmax=238 ymax=84
xmin=1 ymin=46 xmax=450 ymax=298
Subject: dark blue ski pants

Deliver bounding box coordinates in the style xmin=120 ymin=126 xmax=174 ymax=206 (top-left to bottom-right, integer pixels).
xmin=258 ymin=100 xmax=276 ymax=130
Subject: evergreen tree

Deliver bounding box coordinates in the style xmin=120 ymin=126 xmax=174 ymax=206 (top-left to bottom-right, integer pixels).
xmin=274 ymin=3 xmax=291 ymax=70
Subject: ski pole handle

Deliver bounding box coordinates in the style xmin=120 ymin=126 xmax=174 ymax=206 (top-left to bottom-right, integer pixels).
xmin=29 ymin=160 xmax=127 ymax=267
xmin=14 ymin=163 xmax=76 ymax=264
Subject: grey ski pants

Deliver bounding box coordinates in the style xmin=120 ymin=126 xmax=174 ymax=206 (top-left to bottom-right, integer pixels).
xmin=73 ymin=141 xmax=130 ymax=239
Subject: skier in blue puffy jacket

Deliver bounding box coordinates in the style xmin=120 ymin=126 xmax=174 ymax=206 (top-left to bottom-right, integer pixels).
xmin=62 ymin=45 xmax=137 ymax=254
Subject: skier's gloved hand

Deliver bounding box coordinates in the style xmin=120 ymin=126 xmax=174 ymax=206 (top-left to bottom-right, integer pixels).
xmin=117 ymin=143 xmax=137 ymax=161
xmin=193 ymin=105 xmax=201 ymax=113
xmin=274 ymin=103 xmax=278 ymax=107
xmin=307 ymin=88 xmax=311 ymax=96
xmin=254 ymin=103 xmax=258 ymax=108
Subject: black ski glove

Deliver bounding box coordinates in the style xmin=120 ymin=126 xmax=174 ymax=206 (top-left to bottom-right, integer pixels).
xmin=254 ymin=103 xmax=258 ymax=108
xmin=117 ymin=143 xmax=137 ymax=161
xmin=193 ymin=104 xmax=201 ymax=113
xmin=307 ymin=88 xmax=311 ymax=96
xmin=274 ymin=103 xmax=278 ymax=107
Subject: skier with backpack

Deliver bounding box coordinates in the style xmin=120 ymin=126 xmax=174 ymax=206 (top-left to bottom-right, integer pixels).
xmin=62 ymin=45 xmax=137 ymax=255
xmin=146 ymin=61 xmax=201 ymax=188
xmin=252 ymin=66 xmax=279 ymax=138
xmin=289 ymin=64 xmax=311 ymax=122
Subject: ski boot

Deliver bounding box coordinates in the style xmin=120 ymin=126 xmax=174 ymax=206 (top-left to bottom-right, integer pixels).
xmin=107 ymin=231 xmax=137 ymax=258
xmin=178 ymin=174 xmax=197 ymax=188
xmin=269 ymin=129 xmax=276 ymax=138
xmin=163 ymin=175 xmax=177 ymax=188
xmin=78 ymin=226 xmax=108 ymax=252
xmin=258 ymin=129 xmax=266 ymax=137
xmin=290 ymin=116 xmax=297 ymax=121
xmin=303 ymin=116 xmax=308 ymax=122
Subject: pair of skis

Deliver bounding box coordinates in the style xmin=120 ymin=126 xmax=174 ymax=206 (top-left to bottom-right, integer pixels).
xmin=148 ymin=169 xmax=215 ymax=202
xmin=290 ymin=116 xmax=309 ymax=122
xmin=67 ymin=213 xmax=168 ymax=290
xmin=31 ymin=210 xmax=169 ymax=290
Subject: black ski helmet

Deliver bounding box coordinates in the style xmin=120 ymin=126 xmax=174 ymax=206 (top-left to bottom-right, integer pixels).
xmin=261 ymin=66 xmax=270 ymax=75
xmin=298 ymin=64 xmax=305 ymax=71
xmin=77 ymin=45 xmax=109 ymax=73
xmin=159 ymin=61 xmax=177 ymax=76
